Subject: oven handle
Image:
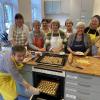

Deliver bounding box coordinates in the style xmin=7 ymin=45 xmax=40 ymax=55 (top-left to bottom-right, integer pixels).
xmin=30 ymin=92 xmax=42 ymax=100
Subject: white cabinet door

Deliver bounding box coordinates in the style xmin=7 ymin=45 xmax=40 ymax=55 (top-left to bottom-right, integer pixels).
xmin=44 ymin=0 xmax=61 ymax=14
xmin=44 ymin=0 xmax=53 ymax=14
xmin=52 ymin=0 xmax=61 ymax=14
xmin=61 ymin=0 xmax=70 ymax=14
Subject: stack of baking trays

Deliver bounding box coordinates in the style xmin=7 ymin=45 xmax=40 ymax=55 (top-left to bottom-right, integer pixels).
xmin=35 ymin=52 xmax=68 ymax=69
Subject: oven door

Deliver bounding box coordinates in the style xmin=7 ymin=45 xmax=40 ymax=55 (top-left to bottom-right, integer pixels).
xmin=32 ymin=71 xmax=65 ymax=100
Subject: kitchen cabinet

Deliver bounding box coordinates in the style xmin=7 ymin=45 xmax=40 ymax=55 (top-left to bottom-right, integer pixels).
xmin=61 ymin=0 xmax=70 ymax=14
xmin=44 ymin=0 xmax=93 ymax=25
xmin=44 ymin=0 xmax=52 ymax=14
xmin=44 ymin=0 xmax=61 ymax=14
xmin=64 ymin=72 xmax=100 ymax=100
xmin=44 ymin=0 xmax=71 ymax=15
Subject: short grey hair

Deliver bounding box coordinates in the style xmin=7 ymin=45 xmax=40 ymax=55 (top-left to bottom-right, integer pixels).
xmin=51 ymin=20 xmax=60 ymax=28
xmin=76 ymin=21 xmax=85 ymax=28
xmin=33 ymin=20 xmax=41 ymax=27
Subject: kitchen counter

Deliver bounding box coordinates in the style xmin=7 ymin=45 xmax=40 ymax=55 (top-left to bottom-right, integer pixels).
xmin=26 ymin=54 xmax=100 ymax=76
xmin=63 ymin=56 xmax=100 ymax=76
xmin=24 ymin=54 xmax=100 ymax=100
xmin=63 ymin=55 xmax=100 ymax=100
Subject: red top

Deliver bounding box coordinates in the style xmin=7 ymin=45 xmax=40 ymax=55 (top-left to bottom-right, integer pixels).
xmin=33 ymin=36 xmax=44 ymax=48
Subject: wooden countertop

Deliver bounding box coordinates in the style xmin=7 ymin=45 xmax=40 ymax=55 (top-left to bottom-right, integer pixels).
xmin=24 ymin=53 xmax=100 ymax=76
xmin=63 ymin=56 xmax=100 ymax=76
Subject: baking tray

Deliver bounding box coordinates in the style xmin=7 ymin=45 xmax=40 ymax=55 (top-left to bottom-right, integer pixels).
xmin=37 ymin=80 xmax=59 ymax=96
xmin=35 ymin=53 xmax=67 ymax=67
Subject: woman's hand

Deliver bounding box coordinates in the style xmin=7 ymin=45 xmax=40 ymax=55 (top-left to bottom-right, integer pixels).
xmin=84 ymin=52 xmax=88 ymax=56
xmin=27 ymin=86 xmax=40 ymax=95
xmin=84 ymin=48 xmax=90 ymax=56
xmin=50 ymin=47 xmax=63 ymax=53
xmin=23 ymin=80 xmax=40 ymax=95
xmin=38 ymin=48 xmax=46 ymax=52
xmin=10 ymin=40 xmax=16 ymax=46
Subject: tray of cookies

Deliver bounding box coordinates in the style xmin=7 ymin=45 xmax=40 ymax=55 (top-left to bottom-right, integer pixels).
xmin=35 ymin=53 xmax=67 ymax=66
xmin=37 ymin=80 xmax=59 ymax=96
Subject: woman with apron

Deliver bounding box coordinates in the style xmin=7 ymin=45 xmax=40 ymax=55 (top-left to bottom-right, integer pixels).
xmin=67 ymin=22 xmax=91 ymax=56
xmin=0 ymin=45 xmax=39 ymax=100
xmin=45 ymin=20 xmax=67 ymax=53
xmin=8 ymin=13 xmax=29 ymax=46
xmin=84 ymin=15 xmax=100 ymax=55
xmin=28 ymin=20 xmax=45 ymax=51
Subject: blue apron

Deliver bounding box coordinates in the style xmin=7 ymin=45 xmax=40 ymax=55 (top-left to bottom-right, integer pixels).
xmin=71 ymin=35 xmax=86 ymax=52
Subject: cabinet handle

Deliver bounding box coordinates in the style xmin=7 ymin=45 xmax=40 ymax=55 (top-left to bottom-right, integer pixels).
xmin=66 ymin=94 xmax=76 ymax=99
xmin=79 ymin=75 xmax=93 ymax=79
xmin=66 ymin=82 xmax=78 ymax=86
xmin=66 ymin=75 xmax=78 ymax=79
xmin=78 ymin=83 xmax=91 ymax=87
xmin=78 ymin=90 xmax=90 ymax=95
xmin=66 ymin=88 xmax=77 ymax=92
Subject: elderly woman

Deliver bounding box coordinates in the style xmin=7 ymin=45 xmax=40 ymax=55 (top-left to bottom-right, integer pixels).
xmin=67 ymin=22 xmax=91 ymax=55
xmin=45 ymin=20 xmax=67 ymax=53
xmin=28 ymin=20 xmax=45 ymax=51
xmin=65 ymin=19 xmax=74 ymax=39
xmin=8 ymin=13 xmax=29 ymax=46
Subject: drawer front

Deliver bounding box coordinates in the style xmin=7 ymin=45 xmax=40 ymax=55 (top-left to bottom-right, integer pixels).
xmin=65 ymin=88 xmax=100 ymax=100
xmin=65 ymin=83 xmax=90 ymax=93
xmin=65 ymin=72 xmax=100 ymax=85
xmin=65 ymin=92 xmax=89 ymax=100
xmin=65 ymin=80 xmax=100 ymax=93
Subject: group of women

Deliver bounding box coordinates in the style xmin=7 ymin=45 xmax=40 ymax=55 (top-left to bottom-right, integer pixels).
xmin=8 ymin=13 xmax=100 ymax=56
xmin=0 ymin=13 xmax=100 ymax=100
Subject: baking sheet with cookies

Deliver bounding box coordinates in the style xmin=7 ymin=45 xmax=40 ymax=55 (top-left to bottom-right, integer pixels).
xmin=37 ymin=80 xmax=59 ymax=96
xmin=35 ymin=53 xmax=68 ymax=67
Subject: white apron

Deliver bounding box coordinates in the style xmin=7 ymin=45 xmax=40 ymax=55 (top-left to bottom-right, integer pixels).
xmin=50 ymin=32 xmax=63 ymax=49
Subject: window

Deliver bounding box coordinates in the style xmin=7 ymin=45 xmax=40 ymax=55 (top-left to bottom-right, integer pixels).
xmin=31 ymin=0 xmax=42 ymax=21
xmin=32 ymin=7 xmax=38 ymax=20
xmin=4 ymin=4 xmax=13 ymax=33
xmin=0 ymin=2 xmax=4 ymax=34
xmin=0 ymin=0 xmax=18 ymax=34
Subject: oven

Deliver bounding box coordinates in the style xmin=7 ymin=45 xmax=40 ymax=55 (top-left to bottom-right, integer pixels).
xmin=31 ymin=67 xmax=65 ymax=100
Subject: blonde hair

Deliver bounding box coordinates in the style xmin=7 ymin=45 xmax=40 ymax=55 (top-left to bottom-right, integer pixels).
xmin=76 ymin=21 xmax=85 ymax=28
